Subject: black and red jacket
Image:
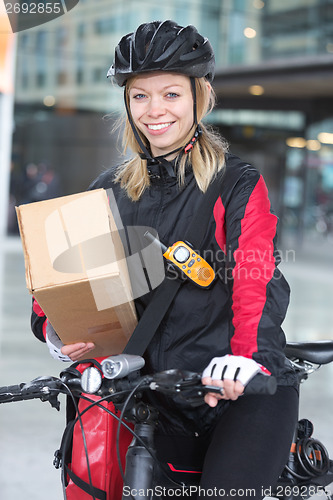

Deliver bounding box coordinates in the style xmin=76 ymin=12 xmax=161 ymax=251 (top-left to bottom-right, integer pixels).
xmin=31 ymin=153 xmax=296 ymax=436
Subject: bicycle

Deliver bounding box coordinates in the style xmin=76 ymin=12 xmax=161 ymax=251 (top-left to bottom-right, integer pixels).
xmin=1 ymin=341 xmax=333 ymax=500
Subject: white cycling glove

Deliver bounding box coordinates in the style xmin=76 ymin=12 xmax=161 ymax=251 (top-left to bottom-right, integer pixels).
xmin=202 ymin=355 xmax=270 ymax=386
xmin=45 ymin=321 xmax=71 ymax=362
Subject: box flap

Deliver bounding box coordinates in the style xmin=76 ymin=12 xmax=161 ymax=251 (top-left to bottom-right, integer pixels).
xmin=16 ymin=189 xmax=123 ymax=292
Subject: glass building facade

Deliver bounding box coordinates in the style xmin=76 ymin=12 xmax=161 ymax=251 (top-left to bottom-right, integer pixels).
xmin=7 ymin=0 xmax=333 ymax=250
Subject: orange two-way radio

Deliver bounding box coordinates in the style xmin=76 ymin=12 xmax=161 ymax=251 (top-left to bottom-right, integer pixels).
xmin=144 ymin=231 xmax=215 ymax=288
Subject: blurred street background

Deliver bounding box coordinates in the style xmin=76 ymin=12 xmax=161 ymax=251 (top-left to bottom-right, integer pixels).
xmin=1 ymin=0 xmax=333 ymax=499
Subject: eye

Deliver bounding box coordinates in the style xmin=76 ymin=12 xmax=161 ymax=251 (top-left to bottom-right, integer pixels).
xmin=132 ymin=93 xmax=147 ymax=100
xmin=166 ymin=92 xmax=179 ymax=99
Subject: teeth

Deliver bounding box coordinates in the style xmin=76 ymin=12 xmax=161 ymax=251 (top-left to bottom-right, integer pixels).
xmin=147 ymin=123 xmax=172 ymax=131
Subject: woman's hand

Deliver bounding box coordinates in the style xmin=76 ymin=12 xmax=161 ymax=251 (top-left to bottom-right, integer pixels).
xmin=201 ymin=376 xmax=244 ymax=406
xmin=46 ymin=320 xmax=95 ymax=362
xmin=61 ymin=342 xmax=95 ymax=361
xmin=202 ymin=355 xmax=269 ymax=406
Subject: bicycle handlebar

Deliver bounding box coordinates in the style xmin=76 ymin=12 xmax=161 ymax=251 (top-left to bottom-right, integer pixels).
xmin=0 ymin=357 xmax=277 ymax=410
xmin=0 ymin=376 xmax=81 ymax=409
xmin=0 ymin=377 xmax=60 ymax=401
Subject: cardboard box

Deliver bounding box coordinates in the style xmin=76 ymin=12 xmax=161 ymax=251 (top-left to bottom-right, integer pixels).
xmin=16 ymin=189 xmax=138 ymax=359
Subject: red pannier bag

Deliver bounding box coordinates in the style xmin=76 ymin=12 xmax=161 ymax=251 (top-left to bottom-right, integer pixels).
xmin=65 ymin=396 xmax=133 ymax=500
xmin=57 ymin=363 xmax=133 ymax=500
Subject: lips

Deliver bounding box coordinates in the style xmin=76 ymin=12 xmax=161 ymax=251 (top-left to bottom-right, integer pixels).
xmin=146 ymin=122 xmax=173 ymax=131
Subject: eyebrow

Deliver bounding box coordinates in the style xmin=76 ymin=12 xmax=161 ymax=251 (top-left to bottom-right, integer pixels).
xmin=130 ymin=84 xmax=184 ymax=92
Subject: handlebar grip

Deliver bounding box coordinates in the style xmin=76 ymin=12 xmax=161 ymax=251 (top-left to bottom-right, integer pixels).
xmin=244 ymin=374 xmax=277 ymax=395
xmin=0 ymin=383 xmax=26 ymax=403
xmin=0 ymin=377 xmax=64 ymax=404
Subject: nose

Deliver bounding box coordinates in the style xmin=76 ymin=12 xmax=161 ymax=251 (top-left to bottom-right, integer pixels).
xmin=147 ymin=95 xmax=166 ymax=118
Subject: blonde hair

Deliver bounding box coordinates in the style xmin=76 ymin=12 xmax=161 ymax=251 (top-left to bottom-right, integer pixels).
xmin=114 ymin=76 xmax=228 ymax=201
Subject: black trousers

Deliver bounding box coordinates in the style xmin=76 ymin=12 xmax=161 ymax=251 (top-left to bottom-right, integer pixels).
xmin=155 ymin=386 xmax=299 ymax=499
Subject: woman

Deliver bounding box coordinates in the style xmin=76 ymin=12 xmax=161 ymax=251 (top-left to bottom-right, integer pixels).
xmin=32 ymin=20 xmax=298 ymax=499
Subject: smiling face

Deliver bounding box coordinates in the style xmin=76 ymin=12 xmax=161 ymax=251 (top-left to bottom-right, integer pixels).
xmin=128 ymin=72 xmax=194 ymax=158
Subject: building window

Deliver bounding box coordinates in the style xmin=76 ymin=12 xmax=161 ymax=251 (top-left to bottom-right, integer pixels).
xmin=77 ymin=22 xmax=86 ymax=38
xmin=76 ymin=68 xmax=84 ymax=84
xmin=36 ymin=72 xmax=46 ymax=87
xmin=55 ymin=26 xmax=68 ymax=46
xmin=19 ymin=33 xmax=29 ymax=49
xmin=94 ymin=18 xmax=116 ymax=35
xmin=92 ymin=67 xmax=104 ymax=82
xmin=57 ymin=71 xmax=67 ymax=85
xmin=200 ymin=0 xmax=221 ymax=60
xmin=36 ymin=30 xmax=47 ymax=51
xmin=21 ymin=73 xmax=29 ymax=88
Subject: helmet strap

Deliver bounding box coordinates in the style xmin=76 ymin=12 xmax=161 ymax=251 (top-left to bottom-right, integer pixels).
xmin=123 ymin=88 xmax=155 ymax=163
xmin=182 ymin=77 xmax=203 ymax=154
xmin=190 ymin=77 xmax=198 ymax=127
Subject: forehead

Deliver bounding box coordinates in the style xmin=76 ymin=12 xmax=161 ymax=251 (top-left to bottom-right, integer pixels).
xmin=129 ymin=72 xmax=191 ymax=90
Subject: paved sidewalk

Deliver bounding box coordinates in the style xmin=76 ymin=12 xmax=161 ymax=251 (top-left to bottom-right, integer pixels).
xmin=0 ymin=238 xmax=64 ymax=500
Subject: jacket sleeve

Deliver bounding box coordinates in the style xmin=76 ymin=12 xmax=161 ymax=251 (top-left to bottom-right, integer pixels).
xmin=31 ymin=297 xmax=47 ymax=343
xmin=215 ymin=166 xmax=290 ymax=376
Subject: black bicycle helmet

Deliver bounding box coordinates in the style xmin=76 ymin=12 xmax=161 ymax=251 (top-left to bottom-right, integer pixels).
xmin=107 ymin=20 xmax=215 ymax=86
